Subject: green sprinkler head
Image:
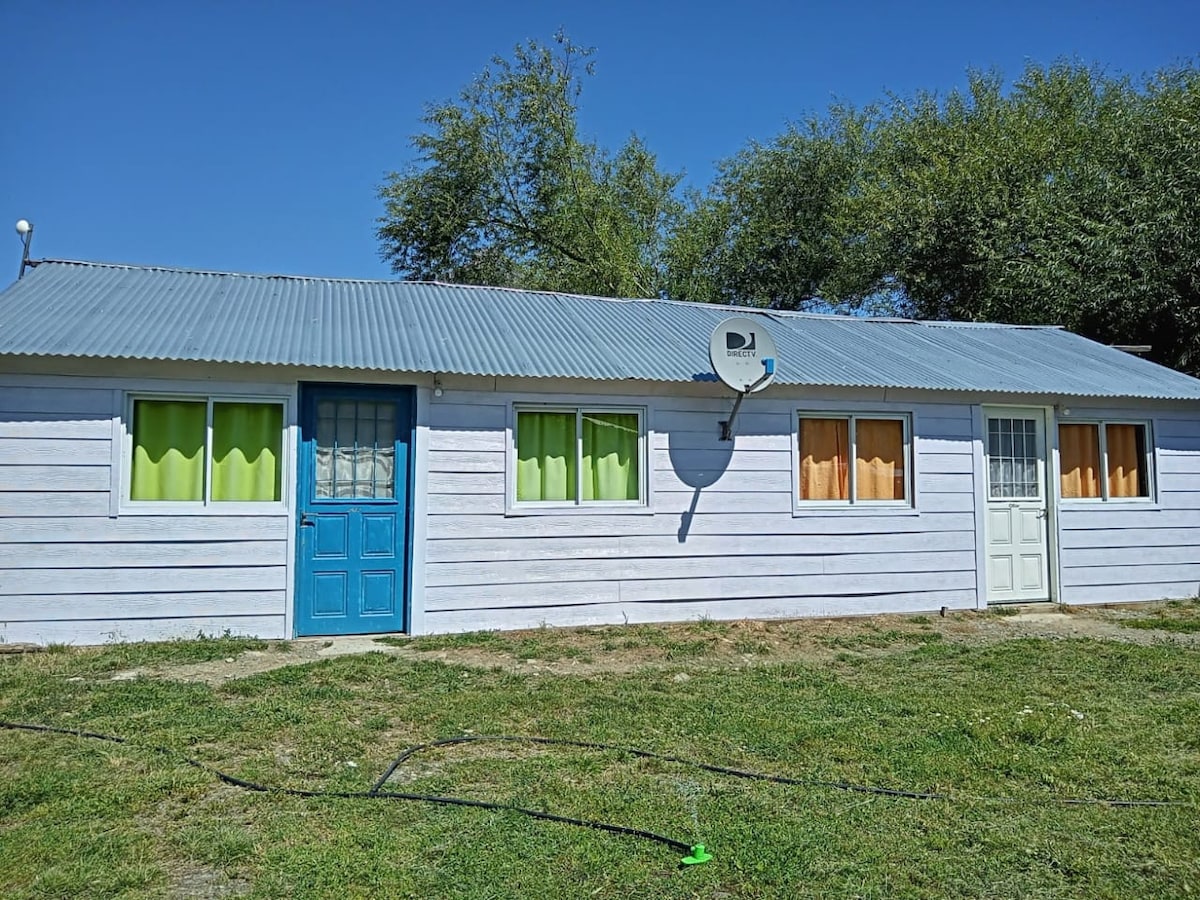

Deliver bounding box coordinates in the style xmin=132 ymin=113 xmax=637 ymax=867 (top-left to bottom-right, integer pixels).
xmin=681 ymin=843 xmax=713 ymax=865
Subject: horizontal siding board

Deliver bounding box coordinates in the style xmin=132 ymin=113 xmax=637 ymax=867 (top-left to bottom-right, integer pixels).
xmin=0 ymin=439 xmax=111 ymax=465
xmin=653 ymin=432 xmax=790 ymax=452
xmin=654 ymin=410 xmax=792 ymax=434
xmin=1062 ymin=563 xmax=1200 ymax=587
xmin=1057 ymin=508 xmax=1200 ymax=529
xmin=427 ymin=510 xmax=977 ymax=539
xmin=0 ymin=465 xmax=110 ymax=491
xmin=425 ymin=569 xmax=975 ymax=610
xmin=650 ymin=469 xmax=790 ymax=493
xmin=0 ymin=591 xmax=285 ymax=621
xmin=1060 ymin=527 xmax=1200 ymax=549
xmin=1158 ymin=453 xmax=1200 ymax=475
xmin=0 ymin=386 xmax=115 ymax=415
xmin=917 ymin=436 xmax=973 ymax=455
xmin=428 ymin=429 xmax=506 ymax=452
xmin=617 ymin=570 xmax=975 ymax=604
xmin=428 ymin=450 xmax=505 ymax=473
xmin=425 ymin=529 xmax=977 ymax=563
xmin=0 ymin=492 xmax=110 ymax=516
xmin=0 ymin=516 xmax=288 ymax=542
xmin=0 ymin=566 xmax=286 ymax=595
xmin=918 ymin=416 xmax=974 ymax=438
xmin=1064 ymin=545 xmax=1200 ymax=568
xmin=422 ymin=490 xmax=927 ymax=515
xmin=430 ymin=402 xmax=507 ymax=430
xmin=0 ymin=540 xmax=286 ymax=569
xmin=652 ymin=449 xmax=790 ymax=472
xmin=1060 ymin=582 xmax=1199 ymax=604
xmin=653 ymin=492 xmax=797 ymax=515
xmin=919 ymin=453 xmax=974 ymax=474
xmin=427 ymin=472 xmax=504 ymax=495
xmin=427 ymin=550 xmax=973 ymax=587
xmin=0 ymin=416 xmax=113 ymax=439
xmin=0 ymin=615 xmax=286 ymax=645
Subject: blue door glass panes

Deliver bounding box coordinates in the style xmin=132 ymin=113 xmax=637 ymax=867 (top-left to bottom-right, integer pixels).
xmin=297 ymin=386 xmax=413 ymax=637
xmin=315 ymin=400 xmax=397 ymax=499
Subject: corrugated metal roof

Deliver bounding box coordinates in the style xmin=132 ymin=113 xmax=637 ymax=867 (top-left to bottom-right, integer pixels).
xmin=2 ymin=259 xmax=1199 ymax=400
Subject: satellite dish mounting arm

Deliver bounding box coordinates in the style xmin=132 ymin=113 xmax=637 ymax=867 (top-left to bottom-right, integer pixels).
xmin=719 ymin=357 xmax=775 ymax=441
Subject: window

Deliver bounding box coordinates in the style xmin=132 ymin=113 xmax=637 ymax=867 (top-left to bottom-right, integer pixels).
xmin=129 ymin=397 xmax=284 ymax=503
xmin=314 ymin=398 xmax=396 ymax=499
xmin=1059 ymin=421 xmax=1152 ymax=501
xmin=987 ymin=416 xmax=1040 ymax=498
xmin=513 ymin=406 xmax=644 ymax=506
xmin=798 ymin=414 xmax=910 ymax=504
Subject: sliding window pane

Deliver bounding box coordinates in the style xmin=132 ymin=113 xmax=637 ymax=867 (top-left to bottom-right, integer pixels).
xmin=1059 ymin=424 xmax=1100 ymax=498
xmin=855 ymin=419 xmax=906 ymax=501
xmin=799 ymin=418 xmax=849 ymax=500
xmin=131 ymin=400 xmax=206 ymax=501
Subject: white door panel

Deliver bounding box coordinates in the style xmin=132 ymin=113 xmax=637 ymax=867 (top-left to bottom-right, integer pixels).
xmin=983 ymin=408 xmax=1050 ymax=603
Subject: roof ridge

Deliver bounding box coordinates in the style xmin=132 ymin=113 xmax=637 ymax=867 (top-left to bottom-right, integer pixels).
xmin=30 ymin=258 xmax=1062 ymax=329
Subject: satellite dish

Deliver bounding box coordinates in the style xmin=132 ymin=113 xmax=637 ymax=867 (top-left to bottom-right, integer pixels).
xmin=709 ymin=317 xmax=778 ymax=393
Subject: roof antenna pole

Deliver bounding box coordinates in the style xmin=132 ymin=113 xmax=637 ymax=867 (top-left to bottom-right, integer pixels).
xmin=15 ymin=220 xmax=33 ymax=279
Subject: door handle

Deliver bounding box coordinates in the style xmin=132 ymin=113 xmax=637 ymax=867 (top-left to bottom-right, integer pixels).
xmin=300 ymin=514 xmax=316 ymax=527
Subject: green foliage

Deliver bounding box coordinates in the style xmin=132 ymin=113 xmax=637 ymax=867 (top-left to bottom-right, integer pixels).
xmin=666 ymin=110 xmax=871 ymax=311
xmin=377 ymin=33 xmax=682 ymax=297
xmin=667 ymin=60 xmax=1200 ymax=373
xmin=380 ymin=39 xmax=1200 ymax=372
xmin=845 ymin=63 xmax=1200 ymax=373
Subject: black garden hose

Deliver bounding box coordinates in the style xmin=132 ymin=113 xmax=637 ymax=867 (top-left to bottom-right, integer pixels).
xmin=1 ymin=721 xmax=1190 ymax=865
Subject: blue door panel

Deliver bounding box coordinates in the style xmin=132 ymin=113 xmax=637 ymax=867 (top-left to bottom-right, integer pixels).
xmin=362 ymin=515 xmax=396 ymax=557
xmin=296 ymin=384 xmax=413 ymax=636
xmin=315 ymin=516 xmax=349 ymax=557
xmin=361 ymin=571 xmax=397 ymax=615
xmin=312 ymin=573 xmax=349 ymax=618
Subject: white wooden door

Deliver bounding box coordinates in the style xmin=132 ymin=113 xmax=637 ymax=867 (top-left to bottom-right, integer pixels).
xmin=983 ymin=408 xmax=1050 ymax=603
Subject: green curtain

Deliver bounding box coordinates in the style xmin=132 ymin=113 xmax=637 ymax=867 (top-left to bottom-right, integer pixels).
xmin=212 ymin=403 xmax=283 ymax=502
xmin=131 ymin=400 xmax=206 ymax=501
xmin=516 ymin=411 xmax=576 ymax=501
xmin=582 ymin=412 xmax=639 ymax=501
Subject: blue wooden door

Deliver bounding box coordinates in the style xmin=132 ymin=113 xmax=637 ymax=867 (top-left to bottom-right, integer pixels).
xmin=296 ymin=384 xmax=414 ymax=636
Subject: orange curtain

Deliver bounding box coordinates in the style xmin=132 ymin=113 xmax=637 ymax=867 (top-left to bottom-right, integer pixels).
xmin=800 ymin=418 xmax=848 ymax=500
xmin=855 ymin=419 xmax=906 ymax=501
xmin=1106 ymin=424 xmax=1143 ymax=498
xmin=1059 ymin=424 xmax=1100 ymax=498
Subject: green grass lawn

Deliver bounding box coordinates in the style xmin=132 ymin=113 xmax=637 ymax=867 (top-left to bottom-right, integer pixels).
xmin=2 ymin=624 xmax=1198 ymax=898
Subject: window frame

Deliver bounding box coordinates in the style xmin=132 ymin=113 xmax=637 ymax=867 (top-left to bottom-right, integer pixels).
xmin=794 ymin=412 xmax=914 ymax=510
xmin=507 ymin=403 xmax=649 ymax=515
xmin=122 ymin=392 xmax=290 ymax=513
xmin=1058 ymin=418 xmax=1155 ymax=504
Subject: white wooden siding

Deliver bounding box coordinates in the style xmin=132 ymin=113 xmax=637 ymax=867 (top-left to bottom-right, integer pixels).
xmin=1057 ymin=411 xmax=1200 ymax=604
xmin=0 ymin=380 xmax=289 ymax=644
xmin=420 ymin=392 xmax=981 ymax=632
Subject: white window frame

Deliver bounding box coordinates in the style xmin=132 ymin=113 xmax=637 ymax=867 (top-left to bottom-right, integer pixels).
xmin=1058 ymin=419 xmax=1155 ymax=503
xmin=795 ymin=412 xmax=913 ymax=509
xmin=122 ymin=392 xmax=290 ymax=513
xmin=507 ymin=403 xmax=648 ymax=514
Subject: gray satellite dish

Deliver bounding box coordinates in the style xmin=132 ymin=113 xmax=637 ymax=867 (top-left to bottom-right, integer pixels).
xmin=709 ymin=317 xmax=778 ymax=440
xmin=709 ymin=317 xmax=778 ymax=393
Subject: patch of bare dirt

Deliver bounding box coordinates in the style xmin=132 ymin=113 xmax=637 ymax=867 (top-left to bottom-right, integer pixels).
xmin=125 ymin=601 xmax=1199 ymax=685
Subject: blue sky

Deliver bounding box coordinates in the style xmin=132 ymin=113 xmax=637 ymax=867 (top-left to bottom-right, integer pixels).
xmin=2 ymin=1 xmax=1196 ymax=281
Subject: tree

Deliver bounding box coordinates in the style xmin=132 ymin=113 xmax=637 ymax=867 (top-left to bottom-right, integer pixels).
xmin=669 ymin=61 xmax=1200 ymax=373
xmin=665 ymin=109 xmax=870 ymax=311
xmin=377 ymin=33 xmax=682 ymax=298
xmin=849 ymin=62 xmax=1200 ymax=373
